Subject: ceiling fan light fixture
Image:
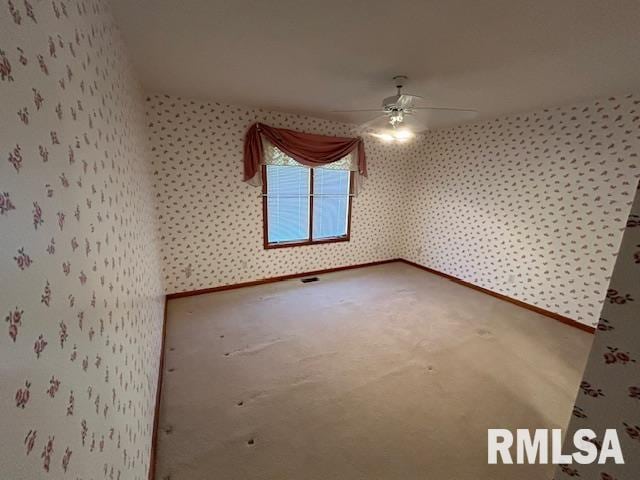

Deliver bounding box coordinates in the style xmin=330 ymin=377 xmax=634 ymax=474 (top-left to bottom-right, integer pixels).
xmin=389 ymin=110 xmax=404 ymax=127
xmin=371 ymin=132 xmax=395 ymax=143
xmin=371 ymin=128 xmax=414 ymax=143
xmin=393 ymin=128 xmax=413 ymax=140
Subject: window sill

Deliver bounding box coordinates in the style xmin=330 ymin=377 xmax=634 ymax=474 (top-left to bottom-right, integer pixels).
xmin=264 ymin=236 xmax=350 ymax=249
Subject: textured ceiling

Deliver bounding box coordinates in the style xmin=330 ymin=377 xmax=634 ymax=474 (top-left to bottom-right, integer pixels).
xmin=112 ymin=0 xmax=640 ymax=128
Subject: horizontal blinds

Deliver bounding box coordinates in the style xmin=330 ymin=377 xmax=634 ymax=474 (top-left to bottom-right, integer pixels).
xmin=266 ymin=165 xmax=310 ymax=243
xmin=312 ymin=169 xmax=350 ymax=240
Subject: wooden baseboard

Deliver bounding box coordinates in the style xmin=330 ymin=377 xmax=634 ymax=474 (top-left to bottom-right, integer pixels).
xmin=398 ymin=259 xmax=596 ymax=334
xmin=165 ymin=257 xmax=595 ymax=333
xmin=166 ymin=259 xmax=401 ymax=299
xmin=148 ymin=296 xmax=168 ymax=480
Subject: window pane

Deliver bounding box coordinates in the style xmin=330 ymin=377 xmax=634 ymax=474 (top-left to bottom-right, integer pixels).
xmin=312 ymin=169 xmax=350 ymax=240
xmin=266 ymin=165 xmax=310 ymax=243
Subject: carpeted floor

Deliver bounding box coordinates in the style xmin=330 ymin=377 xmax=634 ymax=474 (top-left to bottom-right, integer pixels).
xmin=156 ymin=262 xmax=593 ymax=480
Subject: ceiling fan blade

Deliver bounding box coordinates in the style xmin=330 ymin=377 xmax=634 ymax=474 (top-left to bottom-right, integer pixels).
xmin=330 ymin=108 xmax=383 ymax=113
xmin=360 ymin=114 xmax=388 ymax=128
xmin=411 ymin=106 xmax=478 ymax=113
xmin=353 ymin=114 xmax=392 ymax=134
xmin=404 ymin=107 xmax=479 ymax=130
xmin=396 ymin=94 xmax=423 ymax=110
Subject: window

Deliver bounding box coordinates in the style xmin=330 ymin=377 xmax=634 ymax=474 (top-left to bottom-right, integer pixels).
xmin=263 ymin=163 xmax=352 ymax=248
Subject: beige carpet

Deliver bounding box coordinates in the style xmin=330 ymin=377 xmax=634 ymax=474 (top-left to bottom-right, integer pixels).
xmin=156 ymin=263 xmax=592 ymax=480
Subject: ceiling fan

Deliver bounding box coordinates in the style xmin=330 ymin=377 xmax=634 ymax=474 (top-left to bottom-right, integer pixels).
xmin=332 ymin=75 xmax=478 ymax=142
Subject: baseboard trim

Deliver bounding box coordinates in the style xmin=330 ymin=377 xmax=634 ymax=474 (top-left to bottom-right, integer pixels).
xmin=165 ymin=258 xmax=594 ymax=333
xmin=166 ymin=259 xmax=401 ymax=299
xmin=398 ymin=259 xmax=596 ymax=334
xmin=148 ymin=296 xmax=168 ymax=480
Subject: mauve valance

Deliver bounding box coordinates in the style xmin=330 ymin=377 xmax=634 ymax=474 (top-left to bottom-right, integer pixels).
xmin=243 ymin=123 xmax=367 ymax=184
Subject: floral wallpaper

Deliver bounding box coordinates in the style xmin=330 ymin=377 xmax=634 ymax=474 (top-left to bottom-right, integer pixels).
xmin=402 ymin=95 xmax=640 ymax=327
xmin=146 ymin=94 xmax=413 ymax=294
xmin=2 ymin=2 xmax=638 ymax=477
xmin=554 ymin=181 xmax=640 ymax=479
xmin=0 ymin=1 xmax=164 ymax=479
xmin=147 ymin=93 xmax=639 ymax=329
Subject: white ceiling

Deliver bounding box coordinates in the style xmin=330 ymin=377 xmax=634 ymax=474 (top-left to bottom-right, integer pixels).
xmin=112 ymin=0 xmax=640 ymax=129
